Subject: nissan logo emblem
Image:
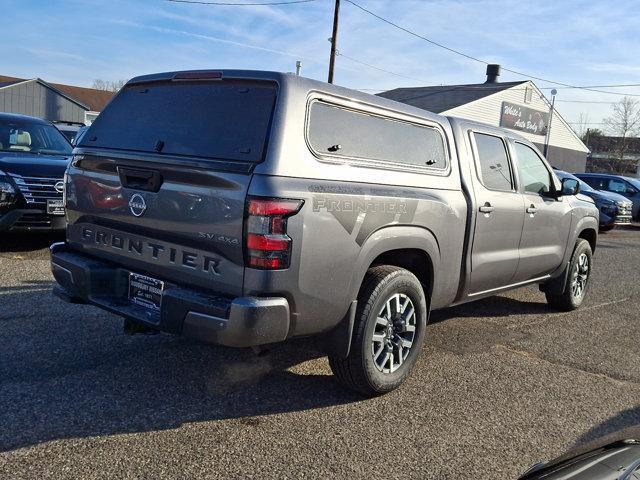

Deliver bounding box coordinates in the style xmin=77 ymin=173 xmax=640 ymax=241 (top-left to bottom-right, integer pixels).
xmin=128 ymin=194 xmax=147 ymax=217
xmin=54 ymin=181 xmax=65 ymax=194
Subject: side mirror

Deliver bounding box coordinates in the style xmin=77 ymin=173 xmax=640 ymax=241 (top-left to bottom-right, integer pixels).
xmin=561 ymin=178 xmax=580 ymax=196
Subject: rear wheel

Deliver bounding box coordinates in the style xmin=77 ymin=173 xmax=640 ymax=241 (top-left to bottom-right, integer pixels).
xmin=329 ymin=265 xmax=427 ymax=396
xmin=545 ymin=239 xmax=592 ymax=311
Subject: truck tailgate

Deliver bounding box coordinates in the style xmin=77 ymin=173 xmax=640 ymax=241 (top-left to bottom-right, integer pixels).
xmin=65 ymin=156 xmax=249 ymax=297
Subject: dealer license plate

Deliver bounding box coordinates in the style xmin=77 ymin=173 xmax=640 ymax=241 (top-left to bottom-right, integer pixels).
xmin=128 ymin=273 xmax=164 ymax=312
xmin=47 ymin=199 xmax=65 ymax=216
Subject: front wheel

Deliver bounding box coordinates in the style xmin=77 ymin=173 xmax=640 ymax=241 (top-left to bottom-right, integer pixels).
xmin=545 ymin=239 xmax=592 ymax=311
xmin=329 ymin=265 xmax=427 ymax=396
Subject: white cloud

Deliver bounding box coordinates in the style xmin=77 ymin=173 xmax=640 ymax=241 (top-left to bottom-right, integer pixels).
xmin=25 ymin=48 xmax=85 ymax=62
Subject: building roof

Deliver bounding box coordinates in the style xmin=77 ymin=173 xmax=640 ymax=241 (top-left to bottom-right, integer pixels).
xmin=377 ymin=81 xmax=527 ymax=113
xmin=0 ymin=75 xmax=115 ymax=111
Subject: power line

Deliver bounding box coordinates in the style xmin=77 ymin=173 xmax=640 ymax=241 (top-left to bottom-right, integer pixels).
xmin=552 ymin=83 xmax=640 ymax=89
xmin=165 ymin=0 xmax=314 ymax=5
xmin=337 ymin=52 xmax=430 ymax=83
xmin=343 ymin=0 xmax=640 ymax=97
xmin=556 ymin=100 xmax=617 ymax=104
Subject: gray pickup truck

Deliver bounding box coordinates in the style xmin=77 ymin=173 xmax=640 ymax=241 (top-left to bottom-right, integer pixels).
xmin=51 ymin=70 xmax=598 ymax=396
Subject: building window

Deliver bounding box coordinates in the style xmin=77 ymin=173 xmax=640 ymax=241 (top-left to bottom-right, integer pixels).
xmin=524 ymin=86 xmax=533 ymax=104
xmin=85 ymin=112 xmax=99 ymax=125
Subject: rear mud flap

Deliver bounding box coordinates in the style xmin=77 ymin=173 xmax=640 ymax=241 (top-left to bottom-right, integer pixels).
xmin=316 ymin=300 xmax=357 ymax=359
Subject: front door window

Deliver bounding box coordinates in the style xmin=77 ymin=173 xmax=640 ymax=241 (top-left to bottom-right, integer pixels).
xmin=514 ymin=143 xmax=552 ymax=195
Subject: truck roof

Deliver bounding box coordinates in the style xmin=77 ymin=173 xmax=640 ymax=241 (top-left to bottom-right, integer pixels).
xmin=126 ymin=69 xmax=452 ymax=125
xmin=124 ymin=69 xmax=533 ymax=147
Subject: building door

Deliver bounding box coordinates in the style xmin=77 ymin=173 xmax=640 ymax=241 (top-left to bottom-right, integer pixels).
xmin=511 ymin=142 xmax=573 ymax=282
xmin=468 ymin=132 xmax=525 ymax=294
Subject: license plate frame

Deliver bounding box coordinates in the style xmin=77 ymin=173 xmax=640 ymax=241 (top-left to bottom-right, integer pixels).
xmin=47 ymin=199 xmax=65 ymax=216
xmin=128 ymin=273 xmax=164 ymax=313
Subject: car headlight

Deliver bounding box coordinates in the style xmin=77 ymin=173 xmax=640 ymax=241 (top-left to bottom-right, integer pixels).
xmin=0 ymin=171 xmax=16 ymax=208
xmin=600 ymin=201 xmax=616 ymax=212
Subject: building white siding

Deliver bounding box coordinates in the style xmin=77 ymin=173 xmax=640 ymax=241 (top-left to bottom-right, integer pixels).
xmin=444 ymin=81 xmax=589 ymax=153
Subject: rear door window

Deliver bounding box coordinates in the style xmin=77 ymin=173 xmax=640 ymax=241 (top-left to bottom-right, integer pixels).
xmin=607 ymin=178 xmax=630 ymax=194
xmin=473 ymin=133 xmax=514 ymax=191
xmin=581 ymin=176 xmax=605 ymax=190
xmin=307 ymin=101 xmax=447 ymax=171
xmin=514 ymin=143 xmax=552 ymax=194
xmin=80 ymin=80 xmax=277 ymax=162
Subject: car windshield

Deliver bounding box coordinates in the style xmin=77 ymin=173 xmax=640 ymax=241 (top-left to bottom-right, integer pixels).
xmin=56 ymin=127 xmax=78 ymax=143
xmin=0 ymin=119 xmax=73 ymax=156
xmin=577 ymin=179 xmax=596 ymax=193
xmin=624 ymin=176 xmax=640 ymax=191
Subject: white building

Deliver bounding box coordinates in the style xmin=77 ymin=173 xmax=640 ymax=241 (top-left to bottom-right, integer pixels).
xmin=378 ymin=65 xmax=589 ymax=172
xmin=0 ymin=74 xmax=115 ymax=125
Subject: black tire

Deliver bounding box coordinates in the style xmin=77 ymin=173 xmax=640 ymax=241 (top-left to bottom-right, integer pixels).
xmin=329 ymin=265 xmax=427 ymax=397
xmin=545 ymin=239 xmax=592 ymax=311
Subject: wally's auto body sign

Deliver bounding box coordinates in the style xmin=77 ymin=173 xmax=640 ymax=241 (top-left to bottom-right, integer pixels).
xmin=500 ymin=102 xmax=548 ymax=136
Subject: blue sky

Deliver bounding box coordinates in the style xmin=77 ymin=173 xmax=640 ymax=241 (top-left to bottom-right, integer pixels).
xmin=2 ymin=0 xmax=640 ymax=127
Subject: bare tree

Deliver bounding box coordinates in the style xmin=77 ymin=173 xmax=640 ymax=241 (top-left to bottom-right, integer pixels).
xmin=92 ymin=79 xmax=127 ymax=92
xmin=574 ymin=112 xmax=591 ymax=140
xmin=602 ymin=96 xmax=640 ymax=161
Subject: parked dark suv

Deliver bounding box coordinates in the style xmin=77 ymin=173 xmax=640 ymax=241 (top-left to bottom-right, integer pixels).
xmin=554 ymin=170 xmax=632 ymax=230
xmin=575 ymin=173 xmax=640 ymax=220
xmin=0 ymin=113 xmax=71 ymax=231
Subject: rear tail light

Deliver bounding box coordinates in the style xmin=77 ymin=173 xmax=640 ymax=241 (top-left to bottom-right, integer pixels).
xmin=245 ymin=197 xmax=304 ymax=270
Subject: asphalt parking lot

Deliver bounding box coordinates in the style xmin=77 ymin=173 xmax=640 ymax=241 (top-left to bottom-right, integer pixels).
xmin=0 ymin=228 xmax=639 ymax=479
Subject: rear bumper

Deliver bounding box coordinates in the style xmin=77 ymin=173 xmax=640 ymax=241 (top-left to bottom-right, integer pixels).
xmin=0 ymin=208 xmax=66 ymax=231
xmin=50 ymin=243 xmax=291 ymax=347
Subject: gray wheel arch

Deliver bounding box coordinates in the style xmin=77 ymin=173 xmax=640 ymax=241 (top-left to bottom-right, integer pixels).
xmin=348 ymin=225 xmax=441 ymax=304
xmin=570 ymin=216 xmax=598 ymax=258
xmin=544 ymin=215 xmax=598 ymax=296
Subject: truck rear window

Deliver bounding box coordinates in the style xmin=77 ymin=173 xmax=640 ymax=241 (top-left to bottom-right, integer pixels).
xmin=80 ymin=80 xmax=277 ymax=163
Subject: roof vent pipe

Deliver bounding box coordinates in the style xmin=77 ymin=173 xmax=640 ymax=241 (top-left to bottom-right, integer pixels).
xmin=485 ymin=64 xmax=501 ymax=83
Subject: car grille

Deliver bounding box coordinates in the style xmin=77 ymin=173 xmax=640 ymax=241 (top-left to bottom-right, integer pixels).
xmin=12 ymin=213 xmax=53 ymax=229
xmin=618 ymin=203 xmax=633 ymax=216
xmin=9 ymin=174 xmax=63 ymax=206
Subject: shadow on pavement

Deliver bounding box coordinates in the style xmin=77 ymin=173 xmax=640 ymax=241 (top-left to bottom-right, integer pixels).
xmin=431 ymin=294 xmax=549 ymax=324
xmin=0 ymin=232 xmax=64 ymax=253
xmin=574 ymin=406 xmax=640 ymax=447
xmin=0 ymin=281 xmax=361 ymax=452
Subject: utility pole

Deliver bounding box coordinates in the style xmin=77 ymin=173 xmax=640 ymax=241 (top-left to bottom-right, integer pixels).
xmin=327 ymin=0 xmax=340 ymax=84
xmin=295 ymin=60 xmax=302 ymax=76
xmin=543 ymin=89 xmax=557 ymax=158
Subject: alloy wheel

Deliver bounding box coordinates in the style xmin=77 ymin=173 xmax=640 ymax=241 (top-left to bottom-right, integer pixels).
xmin=371 ymin=293 xmax=417 ymax=374
xmin=571 ymin=252 xmax=590 ymax=299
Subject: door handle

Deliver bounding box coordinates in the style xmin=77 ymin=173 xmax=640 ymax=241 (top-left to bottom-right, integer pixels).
xmin=526 ymin=204 xmax=537 ymax=215
xmin=117 ymin=166 xmax=163 ymax=192
xmin=479 ymin=203 xmax=495 ymax=214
